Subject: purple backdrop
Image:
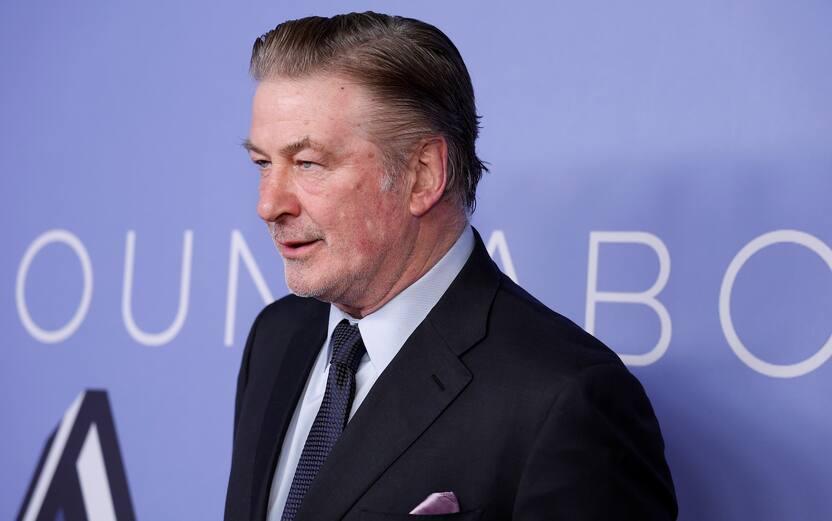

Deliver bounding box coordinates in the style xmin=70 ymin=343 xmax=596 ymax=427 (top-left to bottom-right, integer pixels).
xmin=3 ymin=1 xmax=831 ymax=519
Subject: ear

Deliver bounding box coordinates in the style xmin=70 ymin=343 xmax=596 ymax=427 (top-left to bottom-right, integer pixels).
xmin=408 ymin=137 xmax=448 ymax=217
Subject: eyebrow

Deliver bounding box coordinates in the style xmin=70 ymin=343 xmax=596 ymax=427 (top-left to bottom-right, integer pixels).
xmin=241 ymin=138 xmax=266 ymax=155
xmin=242 ymin=136 xmax=333 ymax=161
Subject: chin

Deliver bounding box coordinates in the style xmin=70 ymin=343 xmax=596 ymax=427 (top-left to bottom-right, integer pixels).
xmin=284 ymin=270 xmax=336 ymax=301
xmin=285 ymin=278 xmax=324 ymax=299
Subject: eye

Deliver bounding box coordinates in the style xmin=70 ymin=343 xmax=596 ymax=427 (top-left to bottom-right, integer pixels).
xmin=253 ymin=159 xmax=271 ymax=170
xmin=297 ymin=160 xmax=319 ymax=170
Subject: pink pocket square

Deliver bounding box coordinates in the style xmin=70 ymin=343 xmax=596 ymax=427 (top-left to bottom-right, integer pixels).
xmin=409 ymin=491 xmax=460 ymax=515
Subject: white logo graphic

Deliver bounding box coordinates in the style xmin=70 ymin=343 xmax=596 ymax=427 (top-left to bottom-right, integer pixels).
xmin=18 ymin=390 xmax=135 ymax=521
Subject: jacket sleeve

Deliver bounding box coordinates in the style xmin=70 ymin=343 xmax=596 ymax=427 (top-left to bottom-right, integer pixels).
xmin=513 ymin=363 xmax=678 ymax=520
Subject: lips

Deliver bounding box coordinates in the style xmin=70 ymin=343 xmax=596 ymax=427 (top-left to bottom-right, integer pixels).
xmin=281 ymin=239 xmax=318 ymax=248
xmin=276 ymin=238 xmax=322 ymax=258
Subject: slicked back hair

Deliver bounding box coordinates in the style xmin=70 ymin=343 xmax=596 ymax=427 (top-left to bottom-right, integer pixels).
xmin=250 ymin=11 xmax=487 ymax=214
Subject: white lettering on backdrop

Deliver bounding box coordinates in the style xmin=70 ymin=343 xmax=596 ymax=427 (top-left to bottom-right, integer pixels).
xmin=719 ymin=230 xmax=832 ymax=378
xmin=486 ymin=229 xmax=518 ymax=283
xmin=14 ymin=228 xmax=831 ymax=377
xmin=585 ymin=231 xmax=672 ymax=366
xmin=224 ymin=230 xmax=275 ymax=347
xmin=122 ymin=230 xmax=193 ymax=346
xmin=16 ymin=229 xmax=94 ymax=344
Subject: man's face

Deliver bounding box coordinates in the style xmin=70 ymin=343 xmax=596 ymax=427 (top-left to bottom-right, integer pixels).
xmin=246 ymin=74 xmax=414 ymax=308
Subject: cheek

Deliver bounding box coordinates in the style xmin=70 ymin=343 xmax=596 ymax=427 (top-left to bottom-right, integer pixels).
xmin=325 ymin=181 xmax=403 ymax=253
xmin=355 ymin=219 xmax=383 ymax=252
xmin=362 ymin=202 xmax=407 ymax=254
xmin=337 ymin=209 xmax=389 ymax=256
xmin=294 ymin=173 xmax=329 ymax=196
xmin=324 ymin=204 xmax=374 ymax=252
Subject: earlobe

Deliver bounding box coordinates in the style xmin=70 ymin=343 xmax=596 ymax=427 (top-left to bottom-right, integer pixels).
xmin=409 ymin=137 xmax=448 ymax=217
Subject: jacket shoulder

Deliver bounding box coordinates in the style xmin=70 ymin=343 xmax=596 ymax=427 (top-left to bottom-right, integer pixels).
xmin=484 ymin=273 xmax=626 ymax=376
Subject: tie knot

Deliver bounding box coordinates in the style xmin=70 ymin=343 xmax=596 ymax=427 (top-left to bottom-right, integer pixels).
xmin=329 ymin=320 xmax=365 ymax=372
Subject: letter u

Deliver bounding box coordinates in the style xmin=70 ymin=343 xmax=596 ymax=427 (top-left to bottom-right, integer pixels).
xmin=122 ymin=230 xmax=193 ymax=346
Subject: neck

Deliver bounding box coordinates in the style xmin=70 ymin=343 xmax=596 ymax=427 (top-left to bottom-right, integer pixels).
xmin=335 ymin=207 xmax=467 ymax=318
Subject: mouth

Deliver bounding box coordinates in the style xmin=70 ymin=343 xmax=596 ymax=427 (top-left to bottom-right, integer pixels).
xmin=276 ymin=238 xmax=322 ymax=258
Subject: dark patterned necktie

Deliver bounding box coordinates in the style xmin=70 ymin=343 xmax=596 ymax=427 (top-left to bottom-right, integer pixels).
xmin=281 ymin=319 xmax=366 ymax=521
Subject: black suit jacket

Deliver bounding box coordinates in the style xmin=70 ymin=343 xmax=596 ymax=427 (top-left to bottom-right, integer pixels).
xmin=225 ymin=231 xmax=677 ymax=520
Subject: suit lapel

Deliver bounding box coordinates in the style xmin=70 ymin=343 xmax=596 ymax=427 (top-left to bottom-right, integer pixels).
xmin=251 ymin=300 xmax=329 ymax=521
xmin=295 ymin=230 xmax=502 ymax=521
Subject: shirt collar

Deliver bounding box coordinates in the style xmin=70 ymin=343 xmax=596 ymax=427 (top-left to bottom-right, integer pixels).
xmin=325 ymin=225 xmax=475 ymax=373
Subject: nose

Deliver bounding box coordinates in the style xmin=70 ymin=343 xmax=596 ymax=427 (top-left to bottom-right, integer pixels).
xmin=257 ymin=167 xmax=301 ymax=222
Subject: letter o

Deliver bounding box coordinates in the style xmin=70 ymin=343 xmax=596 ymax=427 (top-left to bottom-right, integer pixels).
xmin=16 ymin=230 xmax=93 ymax=343
xmin=719 ymin=230 xmax=832 ymax=378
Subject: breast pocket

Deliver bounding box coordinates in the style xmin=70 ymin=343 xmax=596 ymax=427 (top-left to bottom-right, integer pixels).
xmin=360 ymin=508 xmax=483 ymax=521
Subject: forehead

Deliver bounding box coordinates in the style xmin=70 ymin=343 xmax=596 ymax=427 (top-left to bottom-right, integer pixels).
xmin=249 ymin=74 xmax=375 ymax=149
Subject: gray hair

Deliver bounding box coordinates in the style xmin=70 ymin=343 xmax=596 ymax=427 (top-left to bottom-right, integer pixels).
xmin=250 ymin=11 xmax=487 ymax=213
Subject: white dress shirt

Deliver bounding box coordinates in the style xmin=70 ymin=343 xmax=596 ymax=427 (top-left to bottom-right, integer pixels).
xmin=267 ymin=226 xmax=475 ymax=520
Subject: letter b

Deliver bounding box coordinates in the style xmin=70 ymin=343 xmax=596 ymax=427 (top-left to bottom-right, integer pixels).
xmin=585 ymin=231 xmax=671 ymax=366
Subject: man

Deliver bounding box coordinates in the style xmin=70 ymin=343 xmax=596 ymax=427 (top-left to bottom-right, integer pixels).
xmin=226 ymin=11 xmax=677 ymax=521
